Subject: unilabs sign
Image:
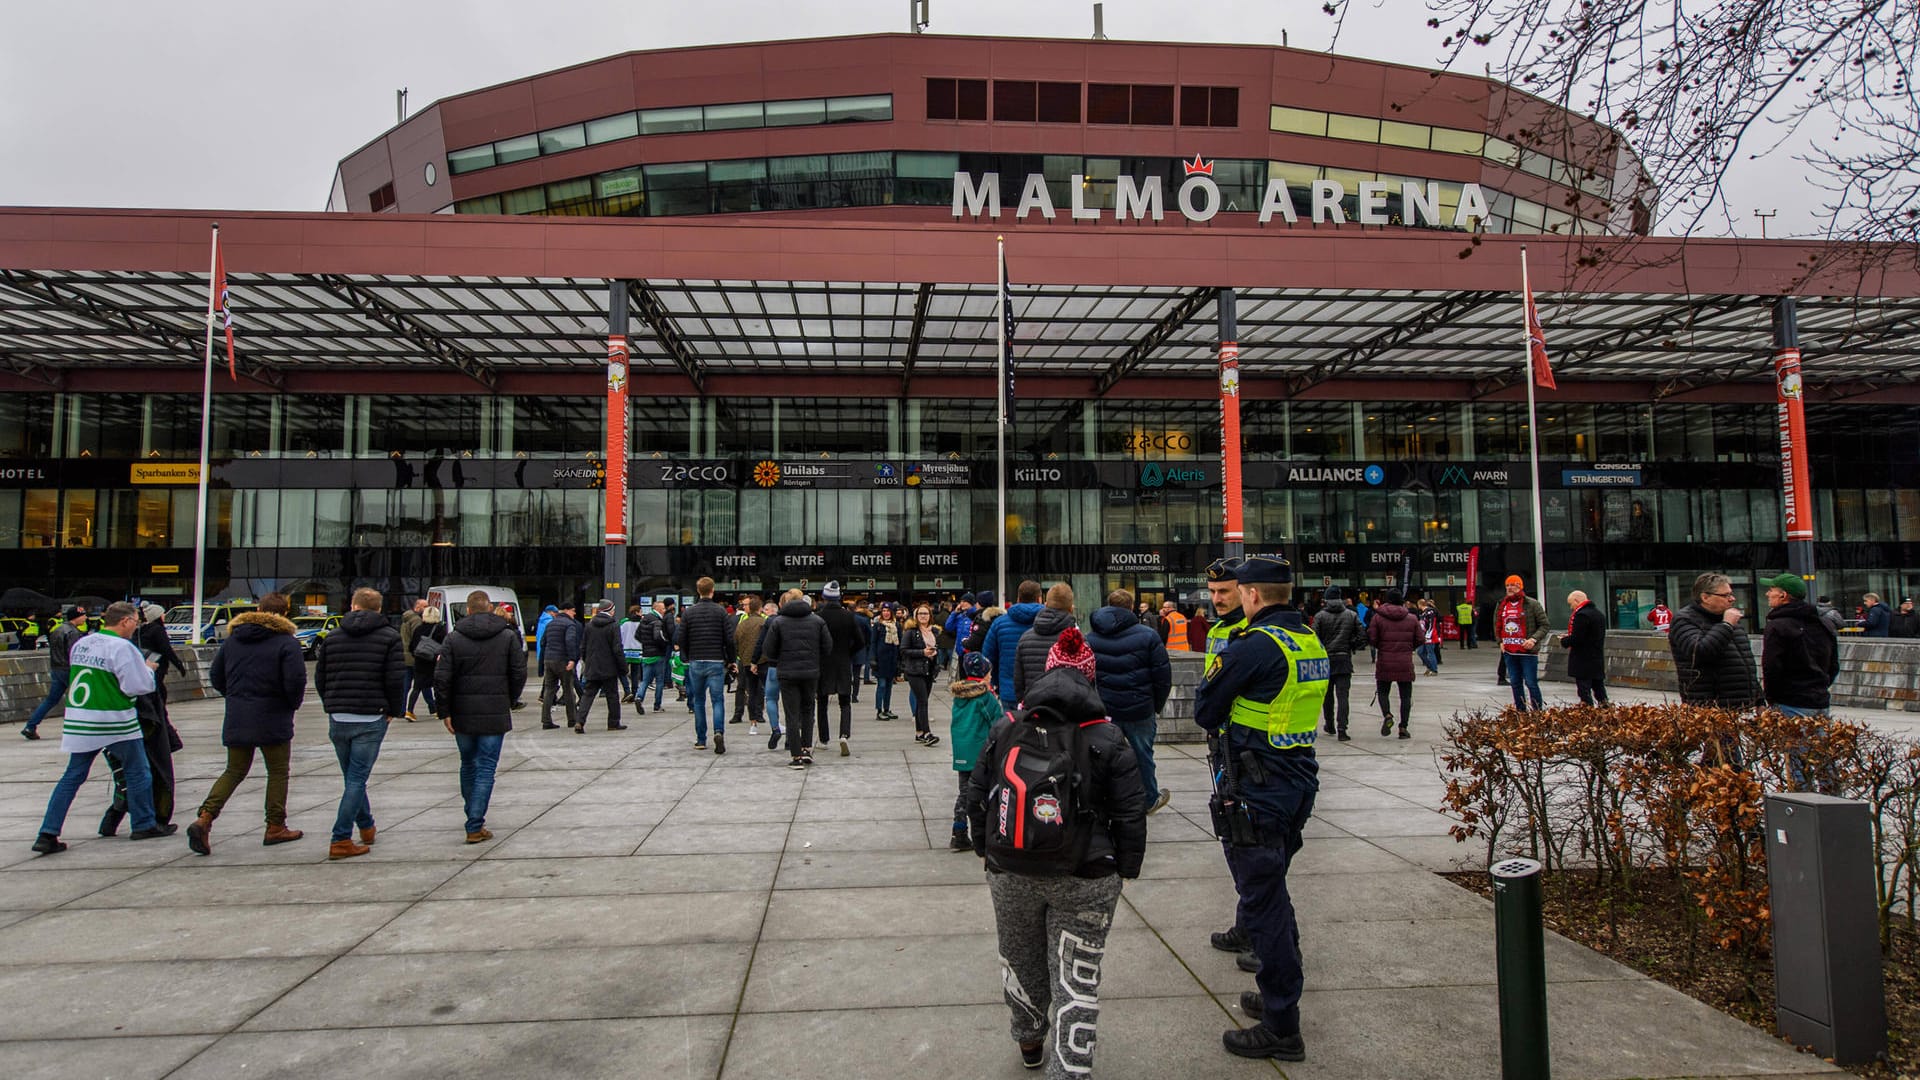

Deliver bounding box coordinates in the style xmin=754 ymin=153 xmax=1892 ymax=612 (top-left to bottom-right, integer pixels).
xmin=952 ymin=157 xmax=1491 ymax=229
xmin=130 ymin=463 xmax=201 ymax=485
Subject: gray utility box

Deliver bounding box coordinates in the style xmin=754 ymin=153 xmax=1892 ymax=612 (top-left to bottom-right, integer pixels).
xmin=1764 ymin=793 xmax=1887 ymax=1065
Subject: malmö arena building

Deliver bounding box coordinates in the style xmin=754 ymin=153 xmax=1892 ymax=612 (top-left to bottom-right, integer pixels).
xmin=2 ymin=31 xmax=1918 ymax=625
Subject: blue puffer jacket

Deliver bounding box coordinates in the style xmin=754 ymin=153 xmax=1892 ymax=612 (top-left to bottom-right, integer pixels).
xmin=1086 ymin=605 xmax=1172 ymax=724
xmin=981 ymin=601 xmax=1042 ymax=706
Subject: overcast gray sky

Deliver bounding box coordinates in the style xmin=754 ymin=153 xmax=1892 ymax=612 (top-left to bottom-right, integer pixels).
xmin=0 ymin=0 xmax=1813 ymax=235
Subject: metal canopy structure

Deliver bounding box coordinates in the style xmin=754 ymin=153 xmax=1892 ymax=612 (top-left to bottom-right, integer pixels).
xmin=1 ymin=208 xmax=1918 ymax=398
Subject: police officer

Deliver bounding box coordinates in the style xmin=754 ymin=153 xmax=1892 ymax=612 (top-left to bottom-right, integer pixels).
xmin=1202 ymin=557 xmax=1260 ymax=973
xmin=1195 ymin=553 xmax=1328 ymax=1062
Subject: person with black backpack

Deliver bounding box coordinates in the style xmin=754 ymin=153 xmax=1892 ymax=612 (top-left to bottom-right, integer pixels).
xmin=967 ymin=626 xmax=1145 ymax=1077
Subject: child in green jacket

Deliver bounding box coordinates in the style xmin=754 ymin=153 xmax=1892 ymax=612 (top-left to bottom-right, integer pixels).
xmin=950 ymin=651 xmax=1003 ymax=851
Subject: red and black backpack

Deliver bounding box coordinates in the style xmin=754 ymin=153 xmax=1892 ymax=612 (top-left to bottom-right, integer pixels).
xmin=982 ymin=704 xmax=1102 ymax=874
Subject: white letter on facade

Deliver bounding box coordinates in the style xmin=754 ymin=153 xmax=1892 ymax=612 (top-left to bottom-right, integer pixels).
xmin=1016 ymin=173 xmax=1057 ymax=221
xmin=1115 ymin=175 xmax=1164 ymax=222
xmin=1357 ymin=181 xmax=1390 ymax=225
xmin=1069 ymin=174 xmax=1101 ymax=221
xmin=1177 ymin=176 xmax=1221 ymax=222
xmin=1311 ymin=181 xmax=1347 ymax=224
xmin=1257 ymin=179 xmax=1299 ymax=224
xmin=1454 ymin=183 xmax=1491 ymax=229
xmin=1402 ymin=182 xmax=1441 ymax=227
xmin=952 ymin=172 xmax=1001 ymax=219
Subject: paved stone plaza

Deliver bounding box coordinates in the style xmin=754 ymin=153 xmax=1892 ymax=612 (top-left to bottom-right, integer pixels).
xmin=3 ymin=660 xmax=1901 ymax=1080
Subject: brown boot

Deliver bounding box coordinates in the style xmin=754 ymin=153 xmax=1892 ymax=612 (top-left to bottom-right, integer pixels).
xmin=328 ymin=839 xmax=370 ymax=860
xmin=186 ymin=813 xmax=213 ymax=856
xmin=263 ymin=824 xmax=304 ymax=846
xmin=358 ymin=825 xmax=376 ymax=846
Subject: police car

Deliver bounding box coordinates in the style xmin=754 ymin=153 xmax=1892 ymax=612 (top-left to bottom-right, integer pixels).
xmin=293 ymin=614 xmax=344 ymax=658
xmin=165 ymin=600 xmax=258 ymax=645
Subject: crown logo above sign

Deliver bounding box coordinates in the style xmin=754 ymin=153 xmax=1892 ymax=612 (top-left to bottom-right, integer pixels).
xmin=1182 ymin=155 xmax=1214 ymax=176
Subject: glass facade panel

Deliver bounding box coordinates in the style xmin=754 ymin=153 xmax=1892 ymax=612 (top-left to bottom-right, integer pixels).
xmin=704 ymin=101 xmax=764 ymax=130
xmin=827 ymin=94 xmax=891 ymax=123
xmin=494 ymin=134 xmax=539 ymax=165
xmin=537 ymin=123 xmax=586 ymax=155
xmin=585 ymin=112 xmax=640 ymax=144
xmin=1327 ymin=113 xmax=1381 ymax=142
xmin=644 ymin=162 xmax=709 ymax=216
xmin=639 ymin=106 xmax=703 ymax=134
xmin=765 ymin=98 xmax=826 ymax=126
xmin=1430 ymin=127 xmax=1485 ymax=155
xmin=447 ymin=144 xmax=496 ymax=174
xmin=1379 ymin=120 xmax=1431 ymax=149
xmin=1269 ymin=106 xmax=1327 ymax=136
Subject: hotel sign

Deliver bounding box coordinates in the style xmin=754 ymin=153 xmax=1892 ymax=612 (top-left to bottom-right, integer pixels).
xmin=953 ymin=157 xmax=1490 ymax=228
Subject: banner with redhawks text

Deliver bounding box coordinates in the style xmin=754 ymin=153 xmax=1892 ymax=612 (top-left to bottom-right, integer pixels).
xmin=605 ymin=334 xmax=629 ymax=544
xmin=1775 ymin=347 xmax=1813 ymax=542
xmin=1464 ymin=545 xmax=1480 ymax=606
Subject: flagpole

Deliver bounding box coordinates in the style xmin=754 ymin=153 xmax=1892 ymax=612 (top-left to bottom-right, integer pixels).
xmin=1520 ymin=245 xmax=1547 ymax=609
xmin=994 ymin=235 xmax=1008 ymax=606
xmin=191 ymin=224 xmax=218 ymax=645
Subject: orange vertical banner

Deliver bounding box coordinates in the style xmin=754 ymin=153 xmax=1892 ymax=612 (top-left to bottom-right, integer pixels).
xmin=1219 ymin=340 xmax=1243 ymax=545
xmin=605 ymin=334 xmax=629 ymax=544
xmin=1775 ymin=346 xmax=1813 ymax=542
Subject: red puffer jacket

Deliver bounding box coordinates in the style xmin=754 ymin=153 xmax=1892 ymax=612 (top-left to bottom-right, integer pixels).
xmin=1367 ymin=603 xmax=1424 ymax=683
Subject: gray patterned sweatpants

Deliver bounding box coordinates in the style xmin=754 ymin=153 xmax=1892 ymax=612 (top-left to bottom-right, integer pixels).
xmin=986 ymin=869 xmax=1124 ymax=1080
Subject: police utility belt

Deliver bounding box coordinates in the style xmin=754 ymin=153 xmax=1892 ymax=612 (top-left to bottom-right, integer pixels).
xmin=1208 ymin=624 xmax=1330 ymax=847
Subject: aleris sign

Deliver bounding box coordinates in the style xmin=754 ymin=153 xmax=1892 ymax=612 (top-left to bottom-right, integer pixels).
xmin=951 ymin=157 xmax=1490 ymax=228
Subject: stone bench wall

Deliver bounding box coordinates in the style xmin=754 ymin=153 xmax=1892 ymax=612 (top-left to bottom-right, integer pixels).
xmin=1155 ymin=654 xmax=1208 ymax=744
xmin=1540 ymin=628 xmax=1920 ymax=712
xmin=2 ymin=644 xmax=221 ymax=724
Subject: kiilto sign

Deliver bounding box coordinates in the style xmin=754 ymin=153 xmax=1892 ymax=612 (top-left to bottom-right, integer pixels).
xmin=952 ymin=157 xmax=1491 ymax=228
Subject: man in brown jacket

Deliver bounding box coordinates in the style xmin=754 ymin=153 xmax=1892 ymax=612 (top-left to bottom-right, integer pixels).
xmin=731 ymin=596 xmax=768 ymax=734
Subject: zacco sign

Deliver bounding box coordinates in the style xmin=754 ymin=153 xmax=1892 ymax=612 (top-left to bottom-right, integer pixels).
xmin=953 ymin=156 xmax=1490 ymax=228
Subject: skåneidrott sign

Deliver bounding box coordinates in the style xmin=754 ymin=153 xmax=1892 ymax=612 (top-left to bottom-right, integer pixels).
xmin=952 ymin=156 xmax=1490 ymax=228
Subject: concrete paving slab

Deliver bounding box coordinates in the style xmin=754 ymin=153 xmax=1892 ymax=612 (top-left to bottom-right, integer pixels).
xmin=786 ymin=819 xmax=934 ymax=852
xmin=63 ymin=861 xmax=465 ymax=908
xmin=5 ymin=834 xmax=191 ymax=870
xmin=168 ymin=1016 xmax=731 ymax=1080
xmin=0 ymin=866 xmax=145 ymax=908
xmin=793 ymin=795 xmax=922 ymax=822
xmin=354 ymin=892 xmax=764 ymax=954
xmin=429 ymin=852 xmax=778 ymax=900
xmin=525 ymin=799 xmax=673 ymax=829
xmin=661 ymin=799 xmax=798 ymax=826
xmin=0 ymin=957 xmax=328 ymax=1038
xmin=636 ymin=822 xmax=790 ymax=855
xmin=1313 ymin=806 xmax=1463 ymax=838
xmin=479 ymin=825 xmax=650 ymax=860
xmin=241 ymin=942 xmax=751 ymax=1030
xmin=0 ymin=1035 xmax=217 ymax=1080
xmin=0 ymin=901 xmax=406 ymax=963
xmin=743 ymin=933 xmax=1004 ymax=1011
xmin=773 ymin=849 xmax=996 ymax=890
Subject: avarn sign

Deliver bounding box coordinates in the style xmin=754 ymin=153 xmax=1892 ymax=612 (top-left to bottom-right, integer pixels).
xmin=952 ymin=156 xmax=1489 ymax=228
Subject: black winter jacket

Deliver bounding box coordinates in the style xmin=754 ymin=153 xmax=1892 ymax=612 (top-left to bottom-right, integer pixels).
xmin=209 ymin=612 xmax=308 ymax=747
xmin=968 ymin=665 xmax=1147 ymax=878
xmin=636 ymin=611 xmax=672 ymax=659
xmin=315 ymin=609 xmax=406 ymax=717
xmin=1669 ymin=602 xmax=1760 ymax=707
xmin=136 ymin=619 xmax=186 ymax=679
xmin=1013 ymin=607 xmax=1078 ymax=704
xmin=1310 ymin=601 xmax=1367 ymax=676
xmin=1367 ymin=603 xmax=1424 ymax=684
xmin=815 ymin=600 xmax=867 ymax=697
xmin=1560 ymin=601 xmax=1609 ymax=682
xmin=1892 ymin=609 xmax=1920 ymax=639
xmin=45 ymin=621 xmax=82 ymax=671
xmin=676 ymin=599 xmax=733 ymax=662
xmin=539 ymin=613 xmax=582 ymax=669
xmin=581 ymin=612 xmax=625 ymax=682
xmin=757 ymin=599 xmax=832 ymax=680
xmin=1085 ymin=605 xmax=1171 ymax=724
xmin=434 ymin=611 xmax=526 ymax=734
xmin=1763 ymin=600 xmax=1841 ymax=709
xmin=900 ymin=625 xmax=937 ymax=678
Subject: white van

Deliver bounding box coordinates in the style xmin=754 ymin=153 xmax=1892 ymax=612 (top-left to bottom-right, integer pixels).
xmin=426 ymin=585 xmax=524 ymax=638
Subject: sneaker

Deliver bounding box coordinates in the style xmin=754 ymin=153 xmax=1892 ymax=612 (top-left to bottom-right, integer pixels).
xmin=1019 ymin=1041 xmax=1044 ymax=1070
xmin=1398 ymin=727 xmax=1411 ymax=740
xmin=99 ymin=807 xmax=125 ymax=837
xmin=839 ymin=736 xmax=849 ymax=757
xmin=30 ymin=832 xmax=65 ymax=855
xmin=20 ymin=727 xmax=41 ymax=741
xmin=1222 ymin=1025 xmax=1305 ymax=1062
xmin=748 ymin=722 xmax=758 ymax=735
xmin=1236 ymin=950 xmax=1261 ymax=973
xmin=800 ymin=748 xmax=814 ymax=763
xmin=1146 ymin=790 xmax=1171 ymax=815
xmin=1337 ymin=732 xmax=1352 ymax=742
xmin=607 ymin=723 xmax=628 ymax=731
xmin=1239 ymin=990 xmax=1264 ymax=1018
xmin=876 ymin=711 xmax=894 ymax=721
xmin=768 ymin=729 xmax=782 ymax=750
xmin=404 ymin=711 xmax=416 ymax=722
xmin=1210 ymin=926 xmax=1250 ymax=953
xmin=129 ymin=824 xmax=179 ymax=840
xmin=788 ymin=756 xmax=807 ymax=770
xmin=949 ymin=832 xmax=972 ymax=851
xmin=921 ymin=733 xmax=940 ymax=747
xmin=693 ymin=742 xmax=708 ymax=751
xmin=714 ymin=734 xmax=726 ymax=755
xmin=1380 ymin=717 xmax=1393 ymax=737
xmin=541 ymin=722 xmax=560 ymax=730
xmin=1322 ymin=722 xmax=1335 ymax=735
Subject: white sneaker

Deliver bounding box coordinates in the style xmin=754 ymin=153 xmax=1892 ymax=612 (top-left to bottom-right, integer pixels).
xmin=748 ymin=723 xmax=758 ymax=735
xmin=839 ymin=736 xmax=850 ymax=757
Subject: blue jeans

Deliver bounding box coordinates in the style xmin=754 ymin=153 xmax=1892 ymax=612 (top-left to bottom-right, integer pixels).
xmin=329 ymin=719 xmax=388 ymax=842
xmin=1116 ymin=716 xmax=1160 ymax=804
xmin=636 ymin=659 xmax=668 ymax=710
xmin=41 ymin=741 xmax=155 ymax=837
xmin=763 ymin=665 xmax=781 ymax=732
xmin=454 ymin=733 xmax=503 ymax=834
xmin=1504 ymin=653 xmax=1543 ymax=710
xmin=873 ymin=662 xmax=895 ymax=715
xmin=1418 ymin=643 xmax=1440 ymax=673
xmin=26 ymin=668 xmax=69 ymax=731
xmin=687 ymin=660 xmax=726 ymax=743
xmin=1773 ymin=705 xmax=1833 ymax=791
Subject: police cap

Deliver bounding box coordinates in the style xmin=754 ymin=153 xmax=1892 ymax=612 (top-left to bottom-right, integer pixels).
xmin=1234 ymin=554 xmax=1294 ymax=585
xmin=1206 ymin=557 xmax=1244 ymax=583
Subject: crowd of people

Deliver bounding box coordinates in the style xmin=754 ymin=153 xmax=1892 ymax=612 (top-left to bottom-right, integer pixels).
xmin=14 ymin=559 xmax=1915 ymax=1077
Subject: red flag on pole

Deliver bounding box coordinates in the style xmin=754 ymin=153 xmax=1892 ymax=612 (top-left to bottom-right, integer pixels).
xmin=213 ymin=238 xmax=235 ymax=380
xmin=1524 ymin=278 xmax=1556 ymax=390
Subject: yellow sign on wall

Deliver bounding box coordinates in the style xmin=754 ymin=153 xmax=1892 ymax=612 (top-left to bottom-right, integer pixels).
xmin=151 ymin=565 xmax=181 ymax=574
xmin=130 ymin=463 xmax=201 ymax=485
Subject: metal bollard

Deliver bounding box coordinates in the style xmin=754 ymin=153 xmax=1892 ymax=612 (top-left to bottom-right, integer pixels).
xmin=1492 ymin=857 xmax=1551 ymax=1080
